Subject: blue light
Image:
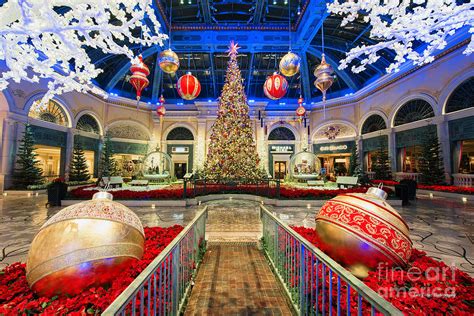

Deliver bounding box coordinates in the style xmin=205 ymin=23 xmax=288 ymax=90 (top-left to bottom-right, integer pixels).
xmin=147 ymin=102 xmax=151 ymax=104
xmin=177 ymin=102 xmax=183 ymax=106
xmin=208 ymin=99 xmax=212 ymax=102
xmin=279 ymin=102 xmax=286 ymax=105
xmin=249 ymin=99 xmax=255 ymax=103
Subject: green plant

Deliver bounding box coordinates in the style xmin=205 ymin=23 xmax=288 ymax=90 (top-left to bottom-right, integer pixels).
xmin=69 ymin=143 xmax=91 ymax=182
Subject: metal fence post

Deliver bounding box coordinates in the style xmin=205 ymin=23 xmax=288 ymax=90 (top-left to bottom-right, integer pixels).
xmin=183 ymin=179 xmax=187 ymax=199
xmin=276 ymin=179 xmax=280 ymax=199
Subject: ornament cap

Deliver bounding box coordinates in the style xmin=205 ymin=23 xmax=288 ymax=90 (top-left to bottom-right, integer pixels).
xmin=93 ymin=191 xmax=114 ymax=201
xmin=366 ymin=186 xmax=388 ymax=200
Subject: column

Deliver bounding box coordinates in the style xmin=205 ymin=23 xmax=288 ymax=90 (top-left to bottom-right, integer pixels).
xmin=0 ymin=118 xmax=16 ymax=191
xmin=64 ymin=128 xmax=75 ymax=180
xmin=255 ymin=118 xmax=267 ymax=171
xmin=387 ymin=129 xmax=397 ymax=174
xmin=196 ymin=119 xmax=207 ymax=170
xmin=356 ymin=136 xmax=363 ymax=165
xmin=436 ymin=119 xmax=452 ymax=183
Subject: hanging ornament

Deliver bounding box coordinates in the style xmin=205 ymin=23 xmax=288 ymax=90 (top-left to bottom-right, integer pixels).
xmin=279 ymin=52 xmax=301 ymax=77
xmin=177 ymin=72 xmax=201 ymax=100
xmin=159 ymin=94 xmax=166 ymax=105
xmin=314 ymin=54 xmax=334 ymax=98
xmin=296 ymin=96 xmax=306 ymax=123
xmin=156 ymin=94 xmax=166 ymax=117
xmin=316 ymin=186 xmax=412 ymax=278
xmin=129 ymin=55 xmax=150 ymax=103
xmin=159 ymin=49 xmax=180 ymax=74
xmin=263 ymin=72 xmax=288 ymax=100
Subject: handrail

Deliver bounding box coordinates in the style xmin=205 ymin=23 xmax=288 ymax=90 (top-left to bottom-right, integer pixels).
xmin=260 ymin=205 xmax=402 ymax=315
xmin=103 ymin=206 xmax=208 ymax=315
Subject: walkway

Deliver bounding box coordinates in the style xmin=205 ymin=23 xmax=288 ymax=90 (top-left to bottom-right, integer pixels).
xmin=184 ymin=200 xmax=294 ymax=315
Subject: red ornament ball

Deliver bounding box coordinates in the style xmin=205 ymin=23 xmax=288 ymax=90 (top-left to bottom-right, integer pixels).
xmin=156 ymin=105 xmax=166 ymax=117
xmin=263 ymin=72 xmax=288 ymax=100
xmin=129 ymin=55 xmax=150 ymax=100
xmin=315 ymin=187 xmax=412 ymax=279
xmin=177 ymin=72 xmax=201 ymax=100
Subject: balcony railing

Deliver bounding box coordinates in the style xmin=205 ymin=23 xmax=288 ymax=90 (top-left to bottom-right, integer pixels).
xmin=260 ymin=205 xmax=402 ymax=315
xmin=452 ymin=173 xmax=474 ymax=187
xmin=394 ymin=172 xmax=421 ymax=182
xmin=102 ymin=206 xmax=208 ymax=316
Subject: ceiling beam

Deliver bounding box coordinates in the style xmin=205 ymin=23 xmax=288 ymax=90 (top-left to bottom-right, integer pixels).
xmin=246 ymin=52 xmax=255 ymax=96
xmin=199 ymin=0 xmax=213 ymax=24
xmin=105 ymin=46 xmax=161 ymax=92
xmin=294 ymin=0 xmax=329 ymax=51
xmin=307 ymin=46 xmax=359 ymax=91
xmin=209 ymin=51 xmax=218 ymax=97
xmin=299 ymin=51 xmax=312 ymax=99
xmin=253 ymin=0 xmax=265 ymax=25
xmin=151 ymin=53 xmax=163 ymax=103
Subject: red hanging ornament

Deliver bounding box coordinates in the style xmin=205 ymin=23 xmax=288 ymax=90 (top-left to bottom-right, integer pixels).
xmin=156 ymin=105 xmax=166 ymax=117
xmin=296 ymin=96 xmax=306 ymax=122
xmin=177 ymin=72 xmax=201 ymax=100
xmin=159 ymin=94 xmax=166 ymax=105
xmin=263 ymin=72 xmax=288 ymax=100
xmin=129 ymin=55 xmax=150 ymax=102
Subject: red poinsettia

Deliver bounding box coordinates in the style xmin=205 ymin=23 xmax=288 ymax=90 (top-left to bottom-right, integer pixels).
xmin=0 ymin=225 xmax=184 ymax=315
xmin=372 ymin=179 xmax=474 ymax=195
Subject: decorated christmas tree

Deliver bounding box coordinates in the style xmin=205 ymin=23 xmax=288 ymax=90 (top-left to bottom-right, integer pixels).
xmin=371 ymin=144 xmax=392 ymax=180
xmin=204 ymin=41 xmax=265 ymax=182
xmin=69 ymin=143 xmax=91 ymax=182
xmin=99 ymin=134 xmax=117 ymax=178
xmin=12 ymin=124 xmax=44 ymax=188
xmin=419 ymin=131 xmax=445 ymax=184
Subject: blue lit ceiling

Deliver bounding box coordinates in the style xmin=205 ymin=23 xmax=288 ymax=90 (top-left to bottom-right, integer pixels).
xmin=90 ymin=0 xmax=397 ymax=104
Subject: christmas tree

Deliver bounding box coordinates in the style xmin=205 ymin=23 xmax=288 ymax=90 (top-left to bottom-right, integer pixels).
xmin=12 ymin=124 xmax=44 ymax=188
xmin=69 ymin=142 xmax=91 ymax=182
xmin=418 ymin=131 xmax=445 ymax=184
xmin=371 ymin=143 xmax=392 ymax=180
xmin=204 ymin=41 xmax=265 ymax=182
xmin=99 ymin=134 xmax=117 ymax=178
xmin=348 ymin=145 xmax=359 ymax=176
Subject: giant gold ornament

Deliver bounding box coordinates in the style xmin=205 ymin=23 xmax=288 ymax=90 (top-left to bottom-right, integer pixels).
xmin=279 ymin=52 xmax=301 ymax=77
xmin=159 ymin=49 xmax=180 ymax=74
xmin=26 ymin=192 xmax=145 ymax=296
xmin=315 ymin=186 xmax=412 ymax=279
xmin=313 ymin=54 xmax=334 ymax=101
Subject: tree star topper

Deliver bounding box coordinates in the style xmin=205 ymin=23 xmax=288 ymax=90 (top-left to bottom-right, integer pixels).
xmin=227 ymin=41 xmax=241 ymax=57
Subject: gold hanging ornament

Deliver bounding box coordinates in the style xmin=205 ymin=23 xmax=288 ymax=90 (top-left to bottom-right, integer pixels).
xmin=314 ymin=54 xmax=334 ymax=117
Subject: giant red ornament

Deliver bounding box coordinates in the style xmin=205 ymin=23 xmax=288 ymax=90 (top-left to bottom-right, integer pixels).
xmin=315 ymin=186 xmax=412 ymax=279
xmin=177 ymin=72 xmax=201 ymax=100
xmin=263 ymin=72 xmax=288 ymax=100
xmin=129 ymin=55 xmax=150 ymax=101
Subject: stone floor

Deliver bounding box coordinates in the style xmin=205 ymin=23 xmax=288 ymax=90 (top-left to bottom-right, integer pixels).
xmin=0 ymin=194 xmax=473 ymax=276
xmin=184 ymin=242 xmax=294 ymax=316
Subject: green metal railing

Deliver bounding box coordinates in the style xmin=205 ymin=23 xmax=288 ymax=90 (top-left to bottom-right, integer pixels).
xmin=260 ymin=205 xmax=403 ymax=316
xmin=102 ymin=207 xmax=208 ymax=316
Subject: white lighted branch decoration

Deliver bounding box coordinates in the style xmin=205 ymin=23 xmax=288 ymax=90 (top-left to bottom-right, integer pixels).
xmin=0 ymin=0 xmax=167 ymax=102
xmin=328 ymin=0 xmax=474 ymax=73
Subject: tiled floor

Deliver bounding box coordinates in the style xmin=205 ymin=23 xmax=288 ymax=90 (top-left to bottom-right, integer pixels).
xmin=184 ymin=242 xmax=294 ymax=316
xmin=0 ymin=194 xmax=473 ymax=277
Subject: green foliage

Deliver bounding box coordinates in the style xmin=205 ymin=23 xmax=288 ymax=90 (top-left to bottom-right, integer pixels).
xmin=69 ymin=143 xmax=91 ymax=182
xmin=372 ymin=144 xmax=392 ymax=180
xmin=419 ymin=131 xmax=445 ymax=184
xmin=349 ymin=145 xmax=370 ymax=185
xmin=99 ymin=134 xmax=117 ymax=177
xmin=12 ymin=124 xmax=44 ymax=188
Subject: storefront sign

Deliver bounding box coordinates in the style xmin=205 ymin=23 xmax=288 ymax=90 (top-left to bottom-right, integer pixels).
xmin=172 ymin=146 xmax=189 ymax=154
xmin=313 ymin=141 xmax=354 ymax=154
xmin=270 ymin=145 xmax=294 ymax=153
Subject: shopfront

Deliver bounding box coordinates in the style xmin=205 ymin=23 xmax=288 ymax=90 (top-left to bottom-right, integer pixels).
xmin=166 ymin=144 xmax=194 ymax=179
xmin=110 ymin=141 xmax=148 ymax=178
xmin=449 ymin=116 xmax=474 ymax=174
xmin=395 ymin=125 xmax=436 ymax=173
xmin=313 ymin=141 xmax=354 ymax=177
xmin=268 ymin=144 xmax=294 ymax=180
xmin=30 ymin=125 xmax=67 ymax=181
xmin=361 ymin=135 xmax=388 ymax=172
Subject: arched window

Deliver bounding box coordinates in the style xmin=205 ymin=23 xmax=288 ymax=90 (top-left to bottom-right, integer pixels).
xmin=394 ymin=99 xmax=434 ymax=126
xmin=445 ymin=77 xmax=474 ymax=113
xmin=166 ymin=127 xmax=194 ymax=141
xmin=28 ymin=99 xmax=69 ymax=127
xmin=76 ymin=114 xmax=100 ymax=134
xmin=361 ymin=115 xmax=387 ymax=134
xmin=268 ymin=127 xmax=296 ymax=141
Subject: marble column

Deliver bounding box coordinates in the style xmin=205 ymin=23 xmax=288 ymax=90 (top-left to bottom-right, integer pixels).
xmin=0 ymin=118 xmax=16 ymax=191
xmin=436 ymin=118 xmax=452 ymax=183
xmin=387 ymin=129 xmax=397 ymax=173
xmin=196 ymin=119 xmax=207 ymax=170
xmin=64 ymin=128 xmax=75 ymax=180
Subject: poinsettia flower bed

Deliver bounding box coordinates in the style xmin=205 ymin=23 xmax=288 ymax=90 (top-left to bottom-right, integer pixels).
xmin=69 ymin=184 xmax=393 ymax=200
xmin=372 ymin=180 xmax=474 ymax=195
xmin=291 ymin=226 xmax=474 ymax=315
xmin=0 ymin=225 xmax=183 ymax=315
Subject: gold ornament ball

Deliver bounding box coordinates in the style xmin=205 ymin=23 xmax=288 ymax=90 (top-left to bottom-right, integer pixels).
xmin=26 ymin=192 xmax=145 ymax=296
xmin=279 ymin=52 xmax=301 ymax=77
xmin=159 ymin=49 xmax=180 ymax=74
xmin=315 ymin=187 xmax=412 ymax=279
